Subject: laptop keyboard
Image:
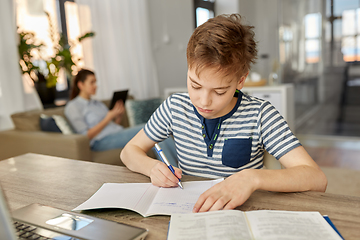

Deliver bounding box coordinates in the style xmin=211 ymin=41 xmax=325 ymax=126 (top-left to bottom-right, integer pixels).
xmin=14 ymin=221 xmax=78 ymax=240
xmin=14 ymin=221 xmax=51 ymax=240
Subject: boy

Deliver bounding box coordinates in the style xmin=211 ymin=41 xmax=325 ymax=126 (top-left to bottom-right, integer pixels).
xmin=121 ymin=14 xmax=327 ymax=212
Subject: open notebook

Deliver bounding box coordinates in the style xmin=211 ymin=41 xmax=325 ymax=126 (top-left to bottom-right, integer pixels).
xmin=73 ymin=179 xmax=223 ymax=217
xmin=168 ymin=210 xmax=344 ymax=240
xmin=0 ymin=185 xmax=148 ymax=240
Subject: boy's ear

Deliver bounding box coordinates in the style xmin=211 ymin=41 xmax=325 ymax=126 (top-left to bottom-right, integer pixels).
xmin=237 ymin=72 xmax=249 ymax=90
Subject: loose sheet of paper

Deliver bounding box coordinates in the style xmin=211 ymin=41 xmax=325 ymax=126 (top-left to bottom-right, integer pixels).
xmin=245 ymin=210 xmax=342 ymax=240
xmin=73 ymin=179 xmax=223 ymax=217
xmin=168 ymin=210 xmax=252 ymax=240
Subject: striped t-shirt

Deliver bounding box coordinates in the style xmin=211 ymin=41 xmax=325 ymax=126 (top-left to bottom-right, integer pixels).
xmin=144 ymin=92 xmax=301 ymax=179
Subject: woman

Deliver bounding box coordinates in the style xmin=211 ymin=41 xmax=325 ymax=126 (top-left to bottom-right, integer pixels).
xmin=64 ymin=69 xmax=143 ymax=151
xmin=65 ymin=69 xmax=177 ymax=165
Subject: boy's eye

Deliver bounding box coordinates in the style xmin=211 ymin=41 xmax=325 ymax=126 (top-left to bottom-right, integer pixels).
xmin=215 ymin=91 xmax=226 ymax=95
xmin=191 ymin=85 xmax=200 ymax=90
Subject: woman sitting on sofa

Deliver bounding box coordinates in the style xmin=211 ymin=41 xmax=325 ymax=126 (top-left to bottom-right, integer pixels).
xmin=65 ymin=69 xmax=177 ymax=165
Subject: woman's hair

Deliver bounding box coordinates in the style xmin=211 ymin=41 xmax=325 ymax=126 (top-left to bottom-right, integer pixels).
xmin=187 ymin=14 xmax=257 ymax=82
xmin=70 ymin=69 xmax=95 ymax=100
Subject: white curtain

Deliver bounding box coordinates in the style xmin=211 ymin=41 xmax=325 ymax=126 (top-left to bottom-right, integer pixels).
xmin=76 ymin=0 xmax=159 ymax=100
xmin=0 ymin=0 xmax=42 ymax=131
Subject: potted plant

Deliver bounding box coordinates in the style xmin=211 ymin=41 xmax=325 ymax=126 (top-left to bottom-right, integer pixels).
xmin=18 ymin=30 xmax=43 ymax=83
xmin=18 ymin=12 xmax=95 ymax=105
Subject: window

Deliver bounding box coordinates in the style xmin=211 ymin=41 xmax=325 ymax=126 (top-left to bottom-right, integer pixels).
xmin=279 ymin=26 xmax=293 ymax=64
xmin=304 ymin=13 xmax=321 ymax=63
xmin=326 ymin=0 xmax=360 ymax=64
xmin=341 ymin=9 xmax=360 ymax=61
xmin=16 ymin=0 xmax=82 ymax=93
xmin=194 ymin=0 xmax=215 ymax=28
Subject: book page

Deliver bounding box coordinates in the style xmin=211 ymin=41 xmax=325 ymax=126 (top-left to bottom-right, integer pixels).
xmin=245 ymin=210 xmax=342 ymax=240
xmin=72 ymin=183 xmax=159 ymax=217
xmin=146 ymin=179 xmax=223 ymax=216
xmin=168 ymin=210 xmax=252 ymax=240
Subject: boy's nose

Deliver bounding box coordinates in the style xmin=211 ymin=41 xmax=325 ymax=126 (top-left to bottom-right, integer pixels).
xmin=200 ymin=93 xmax=211 ymax=107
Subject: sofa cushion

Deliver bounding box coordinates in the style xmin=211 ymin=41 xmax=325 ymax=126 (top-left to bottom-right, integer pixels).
xmin=40 ymin=114 xmax=62 ymax=133
xmin=125 ymin=98 xmax=163 ymax=127
xmin=40 ymin=114 xmax=74 ymax=134
xmin=11 ymin=107 xmax=66 ymax=131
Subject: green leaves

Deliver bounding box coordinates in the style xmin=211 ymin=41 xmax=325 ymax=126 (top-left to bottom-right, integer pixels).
xmin=78 ymin=32 xmax=95 ymax=42
xmin=18 ymin=31 xmax=43 ymax=81
xmin=17 ymin=12 xmax=95 ymax=88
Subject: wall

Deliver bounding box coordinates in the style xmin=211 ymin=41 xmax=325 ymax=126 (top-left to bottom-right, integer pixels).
xmin=215 ymin=0 xmax=239 ymax=15
xmin=146 ymin=0 xmax=247 ymax=98
xmin=147 ymin=0 xmax=194 ymax=98
xmin=238 ymin=0 xmax=279 ymax=80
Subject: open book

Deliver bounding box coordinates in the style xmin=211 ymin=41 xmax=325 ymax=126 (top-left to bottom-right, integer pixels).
xmin=168 ymin=210 xmax=343 ymax=240
xmin=73 ymin=179 xmax=222 ymax=217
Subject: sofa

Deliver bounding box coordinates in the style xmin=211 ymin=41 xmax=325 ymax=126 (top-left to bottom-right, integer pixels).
xmin=0 ymin=100 xmax=156 ymax=165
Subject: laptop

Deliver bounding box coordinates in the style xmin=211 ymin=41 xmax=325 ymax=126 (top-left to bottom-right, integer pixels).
xmin=109 ymin=90 xmax=129 ymax=110
xmin=0 ymin=185 xmax=148 ymax=240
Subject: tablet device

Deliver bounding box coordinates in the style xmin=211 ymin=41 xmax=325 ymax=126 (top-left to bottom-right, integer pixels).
xmin=109 ymin=90 xmax=129 ymax=110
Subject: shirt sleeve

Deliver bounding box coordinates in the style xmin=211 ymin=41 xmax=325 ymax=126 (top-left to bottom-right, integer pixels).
xmin=64 ymin=101 xmax=88 ymax=135
xmin=257 ymin=101 xmax=301 ymax=160
xmin=144 ymin=96 xmax=173 ymax=142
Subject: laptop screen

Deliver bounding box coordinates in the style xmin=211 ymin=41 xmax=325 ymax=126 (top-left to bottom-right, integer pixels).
xmin=0 ymin=186 xmax=17 ymax=240
xmin=0 ymin=184 xmax=148 ymax=240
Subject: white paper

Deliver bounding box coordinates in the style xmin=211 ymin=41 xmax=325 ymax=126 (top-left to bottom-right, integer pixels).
xmin=246 ymin=210 xmax=342 ymax=240
xmin=147 ymin=180 xmax=220 ymax=215
xmin=73 ymin=179 xmax=223 ymax=217
xmin=168 ymin=210 xmax=343 ymax=240
xmin=168 ymin=210 xmax=252 ymax=240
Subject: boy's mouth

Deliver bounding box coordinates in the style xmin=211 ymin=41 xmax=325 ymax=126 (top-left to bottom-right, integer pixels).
xmin=197 ymin=107 xmax=213 ymax=113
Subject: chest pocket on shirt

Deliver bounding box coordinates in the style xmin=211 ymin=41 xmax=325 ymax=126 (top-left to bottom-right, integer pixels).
xmin=222 ymin=138 xmax=252 ymax=168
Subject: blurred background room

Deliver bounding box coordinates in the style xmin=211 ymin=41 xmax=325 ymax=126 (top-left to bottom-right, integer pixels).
xmin=0 ymin=0 xmax=359 ymax=196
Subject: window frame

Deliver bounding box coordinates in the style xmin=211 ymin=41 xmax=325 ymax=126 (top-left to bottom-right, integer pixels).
xmin=327 ymin=0 xmax=360 ymax=64
xmin=58 ymin=0 xmax=74 ymax=44
xmin=193 ymin=0 xmax=215 ymax=28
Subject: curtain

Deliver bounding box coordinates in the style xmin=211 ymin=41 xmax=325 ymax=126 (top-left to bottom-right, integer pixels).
xmin=76 ymin=0 xmax=159 ymax=100
xmin=0 ymin=0 xmax=42 ymax=131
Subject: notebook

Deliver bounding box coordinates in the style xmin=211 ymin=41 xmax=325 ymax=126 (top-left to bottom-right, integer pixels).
xmin=73 ymin=179 xmax=223 ymax=217
xmin=0 ymin=185 xmax=148 ymax=240
xmin=109 ymin=90 xmax=129 ymax=110
xmin=167 ymin=210 xmax=343 ymax=240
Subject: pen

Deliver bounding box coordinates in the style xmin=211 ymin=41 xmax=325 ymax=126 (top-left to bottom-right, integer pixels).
xmin=154 ymin=143 xmax=184 ymax=189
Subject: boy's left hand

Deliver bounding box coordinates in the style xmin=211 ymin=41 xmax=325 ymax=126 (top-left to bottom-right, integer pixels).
xmin=192 ymin=169 xmax=258 ymax=212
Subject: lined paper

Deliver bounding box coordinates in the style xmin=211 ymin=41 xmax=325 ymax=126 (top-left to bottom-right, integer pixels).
xmin=147 ymin=180 xmax=221 ymax=215
xmin=73 ymin=179 xmax=223 ymax=217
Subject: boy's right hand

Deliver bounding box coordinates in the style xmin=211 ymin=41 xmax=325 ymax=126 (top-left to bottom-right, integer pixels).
xmin=149 ymin=161 xmax=182 ymax=188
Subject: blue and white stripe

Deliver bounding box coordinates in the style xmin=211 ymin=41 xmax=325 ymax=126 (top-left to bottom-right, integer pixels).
xmin=144 ymin=92 xmax=301 ymax=178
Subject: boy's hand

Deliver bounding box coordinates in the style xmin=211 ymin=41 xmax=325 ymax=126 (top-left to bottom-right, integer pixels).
xmin=193 ymin=169 xmax=258 ymax=212
xmin=149 ymin=161 xmax=182 ymax=188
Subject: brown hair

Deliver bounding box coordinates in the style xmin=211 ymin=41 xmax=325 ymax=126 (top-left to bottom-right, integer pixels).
xmin=70 ymin=69 xmax=95 ymax=100
xmin=187 ymin=14 xmax=257 ymax=81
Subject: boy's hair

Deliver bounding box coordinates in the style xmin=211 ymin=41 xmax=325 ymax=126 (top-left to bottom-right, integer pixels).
xmin=187 ymin=14 xmax=257 ymax=81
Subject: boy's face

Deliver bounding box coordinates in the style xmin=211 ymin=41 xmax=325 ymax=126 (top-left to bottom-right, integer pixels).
xmin=187 ymin=67 xmax=246 ymax=119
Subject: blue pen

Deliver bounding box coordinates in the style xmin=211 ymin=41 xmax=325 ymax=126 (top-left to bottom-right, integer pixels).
xmin=154 ymin=143 xmax=183 ymax=189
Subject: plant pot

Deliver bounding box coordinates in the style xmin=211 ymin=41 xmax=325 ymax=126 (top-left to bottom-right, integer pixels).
xmin=34 ymin=81 xmax=56 ymax=105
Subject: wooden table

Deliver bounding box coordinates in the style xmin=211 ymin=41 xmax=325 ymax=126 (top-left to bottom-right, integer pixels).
xmin=1 ymin=153 xmax=359 ymax=240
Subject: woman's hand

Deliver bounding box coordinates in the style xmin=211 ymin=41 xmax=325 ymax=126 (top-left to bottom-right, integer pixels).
xmin=149 ymin=161 xmax=182 ymax=188
xmin=193 ymin=169 xmax=258 ymax=212
xmin=107 ymin=100 xmax=125 ymax=122
xmin=87 ymin=100 xmax=125 ymax=139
